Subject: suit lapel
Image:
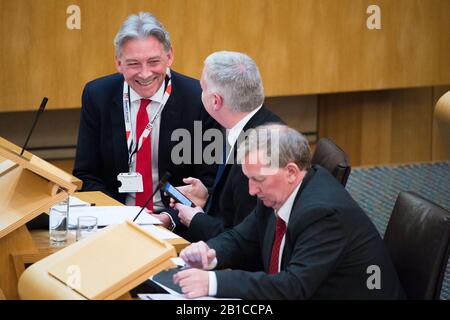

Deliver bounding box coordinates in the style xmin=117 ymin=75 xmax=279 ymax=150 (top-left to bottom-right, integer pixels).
xmin=278 ymin=167 xmax=316 ymax=270
xmin=227 ymin=106 xmax=269 ymax=170
xmin=230 ymin=106 xmax=269 ymax=165
xmin=110 ymin=83 xmax=128 ymax=173
xmin=212 ymin=106 xmax=274 ymax=188
xmin=262 ymin=206 xmax=277 ymax=272
xmin=242 ymin=106 xmax=268 ymax=132
xmin=158 ymin=86 xmax=182 ymax=178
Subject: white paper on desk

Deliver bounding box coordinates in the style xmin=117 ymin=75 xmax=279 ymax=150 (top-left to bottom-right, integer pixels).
xmin=68 ymin=196 xmax=91 ymax=207
xmin=138 ymin=293 xmax=240 ymax=300
xmin=68 ymin=206 xmax=162 ymax=227
xmin=170 ymin=257 xmax=186 ymax=267
xmin=139 ymin=225 xmax=182 ymax=240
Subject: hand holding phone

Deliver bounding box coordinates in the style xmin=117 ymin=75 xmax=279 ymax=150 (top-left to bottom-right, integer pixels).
xmin=162 ymin=182 xmax=196 ymax=208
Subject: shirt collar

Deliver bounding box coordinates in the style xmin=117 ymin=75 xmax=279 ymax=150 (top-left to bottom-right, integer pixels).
xmin=125 ymin=79 xmax=166 ymax=105
xmin=276 ymin=181 xmax=302 ymax=226
xmin=227 ymin=105 xmax=262 ymax=147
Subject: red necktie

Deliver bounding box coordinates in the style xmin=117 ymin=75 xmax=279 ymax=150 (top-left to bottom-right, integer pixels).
xmin=135 ymin=98 xmax=153 ymax=211
xmin=269 ymin=216 xmax=286 ymax=274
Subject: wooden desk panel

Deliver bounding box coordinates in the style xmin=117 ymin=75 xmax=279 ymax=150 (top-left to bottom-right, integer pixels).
xmin=13 ymin=191 xmax=189 ymax=295
xmin=73 ymin=191 xmax=189 ymax=252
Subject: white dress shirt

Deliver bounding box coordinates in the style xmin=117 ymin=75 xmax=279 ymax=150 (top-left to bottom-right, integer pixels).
xmin=123 ymin=81 xmax=165 ymax=212
xmin=225 ymin=105 xmax=262 ymax=163
xmin=207 ymin=175 xmax=303 ymax=296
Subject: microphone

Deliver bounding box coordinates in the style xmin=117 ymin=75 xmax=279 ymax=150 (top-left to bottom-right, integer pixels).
xmin=132 ymin=172 xmax=171 ymax=222
xmin=20 ymin=97 xmax=48 ymax=156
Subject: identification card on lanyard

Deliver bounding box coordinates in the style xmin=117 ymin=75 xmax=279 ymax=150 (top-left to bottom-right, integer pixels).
xmin=117 ymin=72 xmax=172 ymax=193
xmin=117 ymin=172 xmax=143 ymax=193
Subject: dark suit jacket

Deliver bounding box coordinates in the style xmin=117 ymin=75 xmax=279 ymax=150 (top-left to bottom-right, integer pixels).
xmin=208 ymin=165 xmax=406 ymax=299
xmin=73 ymin=71 xmax=219 ymax=206
xmin=182 ymin=106 xmax=283 ymax=242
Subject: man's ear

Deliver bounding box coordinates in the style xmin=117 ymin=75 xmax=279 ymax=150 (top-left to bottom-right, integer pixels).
xmin=165 ymin=47 xmax=174 ymax=67
xmin=115 ymin=56 xmax=122 ymax=73
xmin=286 ymin=163 xmax=302 ymax=183
xmin=213 ymin=93 xmax=223 ymax=111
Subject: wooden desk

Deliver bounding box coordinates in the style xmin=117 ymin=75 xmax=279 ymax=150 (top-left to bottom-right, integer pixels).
xmin=72 ymin=191 xmax=190 ymax=253
xmin=11 ymin=191 xmax=190 ymax=290
xmin=29 ymin=191 xmax=189 ymax=255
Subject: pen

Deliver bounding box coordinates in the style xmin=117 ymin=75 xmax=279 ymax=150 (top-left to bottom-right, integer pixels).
xmin=69 ymin=202 xmax=96 ymax=207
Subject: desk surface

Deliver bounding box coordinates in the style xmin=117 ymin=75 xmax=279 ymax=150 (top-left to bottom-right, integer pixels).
xmin=30 ymin=191 xmax=190 ymax=254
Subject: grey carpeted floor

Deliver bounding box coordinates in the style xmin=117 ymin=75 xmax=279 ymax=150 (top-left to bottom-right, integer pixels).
xmin=345 ymin=161 xmax=450 ymax=300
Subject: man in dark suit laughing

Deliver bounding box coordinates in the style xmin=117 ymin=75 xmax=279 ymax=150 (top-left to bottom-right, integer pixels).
xmin=73 ymin=12 xmax=218 ymax=229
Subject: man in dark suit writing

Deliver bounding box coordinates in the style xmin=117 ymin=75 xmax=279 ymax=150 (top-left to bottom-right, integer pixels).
xmin=73 ymin=12 xmax=218 ymax=228
xmin=173 ymin=124 xmax=405 ymax=299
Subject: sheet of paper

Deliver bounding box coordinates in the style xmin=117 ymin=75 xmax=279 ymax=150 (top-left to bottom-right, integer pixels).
xmin=170 ymin=257 xmax=186 ymax=267
xmin=0 ymin=159 xmax=16 ymax=174
xmin=68 ymin=206 xmax=162 ymax=227
xmin=138 ymin=293 xmax=240 ymax=300
xmin=68 ymin=196 xmax=91 ymax=207
xmin=139 ymin=225 xmax=181 ymax=240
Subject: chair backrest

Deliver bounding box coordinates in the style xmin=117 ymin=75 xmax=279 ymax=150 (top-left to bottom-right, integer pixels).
xmin=311 ymin=138 xmax=351 ymax=186
xmin=384 ymin=191 xmax=450 ymax=300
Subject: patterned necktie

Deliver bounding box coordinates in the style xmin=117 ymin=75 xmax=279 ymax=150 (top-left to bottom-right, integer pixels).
xmin=268 ymin=216 xmax=286 ymax=274
xmin=135 ymin=98 xmax=153 ymax=211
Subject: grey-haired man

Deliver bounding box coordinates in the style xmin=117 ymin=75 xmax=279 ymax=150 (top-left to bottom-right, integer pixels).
xmin=74 ymin=12 xmax=218 ymax=230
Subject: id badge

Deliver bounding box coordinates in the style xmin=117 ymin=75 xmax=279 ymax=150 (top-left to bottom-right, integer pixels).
xmin=117 ymin=172 xmax=143 ymax=193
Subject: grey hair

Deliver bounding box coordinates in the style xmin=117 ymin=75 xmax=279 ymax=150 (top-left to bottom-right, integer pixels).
xmin=203 ymin=51 xmax=264 ymax=113
xmin=238 ymin=124 xmax=311 ymax=170
xmin=113 ymin=12 xmax=171 ymax=57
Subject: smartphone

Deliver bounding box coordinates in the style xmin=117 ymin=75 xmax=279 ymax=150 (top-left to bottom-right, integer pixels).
xmin=162 ymin=182 xmax=195 ymax=208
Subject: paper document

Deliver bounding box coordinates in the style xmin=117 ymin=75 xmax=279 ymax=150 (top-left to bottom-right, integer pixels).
xmin=139 ymin=225 xmax=181 ymax=240
xmin=0 ymin=159 xmax=16 ymax=174
xmin=170 ymin=257 xmax=186 ymax=267
xmin=68 ymin=206 xmax=162 ymax=227
xmin=138 ymin=294 xmax=240 ymax=300
xmin=69 ymin=196 xmax=91 ymax=207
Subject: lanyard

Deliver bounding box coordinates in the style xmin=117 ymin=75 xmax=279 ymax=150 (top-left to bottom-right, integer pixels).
xmin=123 ymin=72 xmax=172 ymax=167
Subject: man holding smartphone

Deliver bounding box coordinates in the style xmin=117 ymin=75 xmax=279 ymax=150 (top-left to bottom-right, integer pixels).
xmin=168 ymin=51 xmax=283 ymax=242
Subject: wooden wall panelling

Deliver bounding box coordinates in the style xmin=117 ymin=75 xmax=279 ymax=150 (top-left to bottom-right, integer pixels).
xmin=432 ymin=85 xmax=450 ymax=161
xmin=319 ymin=88 xmax=434 ymax=166
xmin=265 ymin=95 xmax=318 ymax=138
xmin=359 ymin=91 xmax=392 ymax=165
xmin=389 ymin=88 xmax=433 ymax=163
xmin=318 ymin=92 xmax=364 ymax=165
xmin=1 ymin=0 xmax=450 ymax=111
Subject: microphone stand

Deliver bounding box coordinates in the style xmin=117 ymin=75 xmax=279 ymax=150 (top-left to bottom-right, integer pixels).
xmin=21 ymin=97 xmax=48 ymax=156
xmin=132 ymin=172 xmax=171 ymax=222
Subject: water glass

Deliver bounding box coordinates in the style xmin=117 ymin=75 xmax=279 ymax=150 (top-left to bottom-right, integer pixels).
xmin=49 ymin=197 xmax=69 ymax=245
xmin=76 ymin=216 xmax=98 ymax=241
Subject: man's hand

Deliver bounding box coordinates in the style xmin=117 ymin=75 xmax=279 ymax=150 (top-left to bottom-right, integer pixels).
xmin=173 ymin=269 xmax=209 ymax=299
xmin=151 ymin=212 xmax=172 ymax=229
xmin=179 ymin=241 xmax=216 ymax=269
xmin=171 ymin=177 xmax=208 ymax=209
xmin=175 ymin=203 xmax=203 ymax=227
